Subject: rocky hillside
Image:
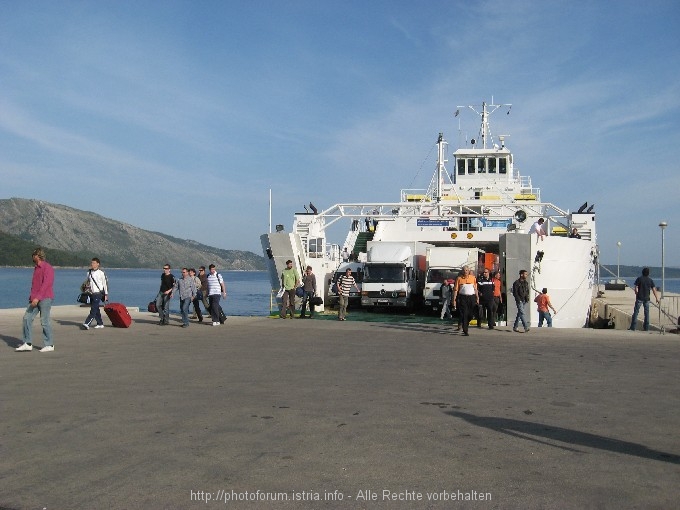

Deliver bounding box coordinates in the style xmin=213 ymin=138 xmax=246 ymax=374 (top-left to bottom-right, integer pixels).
xmin=0 ymin=198 xmax=265 ymax=269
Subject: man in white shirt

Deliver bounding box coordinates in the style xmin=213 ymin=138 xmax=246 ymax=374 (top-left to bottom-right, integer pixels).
xmin=207 ymin=264 xmax=226 ymax=326
xmin=528 ymin=218 xmax=546 ymax=240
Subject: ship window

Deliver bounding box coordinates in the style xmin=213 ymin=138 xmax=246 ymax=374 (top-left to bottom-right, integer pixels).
xmin=467 ymin=158 xmax=475 ymax=174
xmin=308 ymin=237 xmax=323 ymax=258
xmin=457 ymin=159 xmax=465 ymax=175
xmin=488 ymin=158 xmax=496 ymax=173
xmin=477 ymin=158 xmax=486 ymax=173
xmin=499 ymin=157 xmax=507 ymax=174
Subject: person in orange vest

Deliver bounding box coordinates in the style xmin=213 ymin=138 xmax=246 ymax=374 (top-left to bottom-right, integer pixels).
xmin=452 ymin=266 xmax=479 ymax=336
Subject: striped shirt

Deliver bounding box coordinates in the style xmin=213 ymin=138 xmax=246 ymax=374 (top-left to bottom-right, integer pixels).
xmin=338 ymin=274 xmax=356 ymax=296
xmin=206 ymin=272 xmax=224 ymax=296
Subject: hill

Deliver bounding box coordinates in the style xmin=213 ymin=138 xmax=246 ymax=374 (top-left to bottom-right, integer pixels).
xmin=0 ymin=198 xmax=265 ymax=269
xmin=600 ymin=265 xmax=680 ymax=279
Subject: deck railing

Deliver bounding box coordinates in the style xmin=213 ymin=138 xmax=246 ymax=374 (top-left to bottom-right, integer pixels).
xmin=656 ymin=296 xmax=680 ymax=333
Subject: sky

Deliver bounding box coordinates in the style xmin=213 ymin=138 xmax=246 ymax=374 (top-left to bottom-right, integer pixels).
xmin=1 ymin=0 xmax=679 ymax=267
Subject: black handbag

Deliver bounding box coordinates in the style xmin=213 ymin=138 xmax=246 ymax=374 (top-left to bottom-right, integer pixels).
xmin=311 ymin=296 xmax=323 ymax=306
xmin=77 ymin=293 xmax=90 ymax=304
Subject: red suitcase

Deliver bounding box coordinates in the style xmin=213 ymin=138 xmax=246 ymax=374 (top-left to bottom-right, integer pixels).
xmin=104 ymin=303 xmax=133 ymax=328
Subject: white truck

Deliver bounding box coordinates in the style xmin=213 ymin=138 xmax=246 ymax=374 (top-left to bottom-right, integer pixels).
xmin=360 ymin=241 xmax=430 ymax=309
xmin=423 ymin=247 xmax=482 ymax=313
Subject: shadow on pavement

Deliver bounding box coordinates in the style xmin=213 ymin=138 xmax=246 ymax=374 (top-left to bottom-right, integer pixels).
xmin=447 ymin=410 xmax=680 ymax=465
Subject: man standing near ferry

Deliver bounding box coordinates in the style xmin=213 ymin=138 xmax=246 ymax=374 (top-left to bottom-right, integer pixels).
xmin=280 ymin=259 xmax=300 ymax=319
xmin=629 ymin=267 xmax=659 ymax=331
xmin=16 ymin=247 xmax=55 ymax=352
xmin=452 ymin=266 xmax=479 ymax=336
xmin=512 ymin=269 xmax=530 ymax=333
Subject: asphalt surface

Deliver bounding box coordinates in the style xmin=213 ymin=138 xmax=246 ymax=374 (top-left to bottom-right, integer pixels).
xmin=1 ymin=306 xmax=678 ymax=509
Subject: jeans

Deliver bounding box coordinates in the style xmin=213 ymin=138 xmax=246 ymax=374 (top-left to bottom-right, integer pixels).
xmin=192 ymin=295 xmax=203 ymax=321
xmin=23 ymin=298 xmax=53 ymax=346
xmin=440 ymin=296 xmax=452 ymax=319
xmin=209 ymin=294 xmax=221 ymax=323
xmin=514 ymin=300 xmax=528 ymax=330
xmin=538 ymin=310 xmax=552 ymax=327
xmin=630 ymin=299 xmax=651 ymax=331
xmin=300 ymin=290 xmax=315 ymax=316
xmin=85 ymin=292 xmax=104 ymax=326
xmin=180 ymin=297 xmax=192 ymax=326
xmin=156 ymin=292 xmax=171 ymax=323
xmin=200 ymin=290 xmax=211 ymax=314
xmin=338 ymin=295 xmax=349 ymax=319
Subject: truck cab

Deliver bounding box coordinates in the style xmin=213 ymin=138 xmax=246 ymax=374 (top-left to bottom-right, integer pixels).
xmin=360 ymin=241 xmax=428 ymax=309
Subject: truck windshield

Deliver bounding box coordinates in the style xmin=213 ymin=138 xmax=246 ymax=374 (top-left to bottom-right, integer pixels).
xmin=426 ymin=268 xmax=461 ymax=283
xmin=363 ymin=265 xmax=405 ymax=283
xmin=333 ymin=270 xmax=363 ymax=284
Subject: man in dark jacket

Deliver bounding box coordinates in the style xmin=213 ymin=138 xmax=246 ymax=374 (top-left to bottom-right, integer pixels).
xmin=511 ymin=269 xmax=530 ymax=333
xmin=477 ymin=269 xmax=496 ymax=329
xmin=629 ymin=267 xmax=659 ymax=331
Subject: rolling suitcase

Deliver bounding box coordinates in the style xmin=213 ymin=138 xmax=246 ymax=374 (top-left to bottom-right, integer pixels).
xmin=104 ymin=302 xmax=133 ymax=328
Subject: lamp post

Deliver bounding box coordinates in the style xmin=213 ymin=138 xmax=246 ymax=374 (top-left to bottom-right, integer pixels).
xmin=659 ymin=222 xmax=667 ymax=299
xmin=616 ymin=241 xmax=621 ymax=282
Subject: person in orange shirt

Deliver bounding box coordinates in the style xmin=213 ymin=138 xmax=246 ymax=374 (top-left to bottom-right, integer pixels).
xmin=493 ymin=271 xmax=502 ymax=324
xmin=452 ymin=266 xmax=479 ymax=336
xmin=534 ymin=288 xmax=557 ymax=327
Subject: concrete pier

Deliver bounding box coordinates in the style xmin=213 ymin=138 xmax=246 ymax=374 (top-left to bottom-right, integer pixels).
xmin=591 ymin=285 xmax=680 ymax=332
xmin=1 ymin=306 xmax=678 ymax=509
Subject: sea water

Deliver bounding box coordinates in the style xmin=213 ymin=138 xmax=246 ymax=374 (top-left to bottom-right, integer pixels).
xmin=1 ymin=268 xmax=679 ymax=314
xmin=0 ymin=268 xmax=272 ymax=316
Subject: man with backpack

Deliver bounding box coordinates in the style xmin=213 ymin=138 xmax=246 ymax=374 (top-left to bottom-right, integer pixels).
xmin=207 ymin=264 xmax=227 ymax=326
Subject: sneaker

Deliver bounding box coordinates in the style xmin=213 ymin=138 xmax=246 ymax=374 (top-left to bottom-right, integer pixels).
xmin=513 ymin=328 xmax=520 ymax=333
xmin=81 ymin=323 xmax=90 ymax=330
xmin=39 ymin=345 xmax=54 ymax=353
xmin=15 ymin=343 xmax=33 ymax=352
xmin=182 ymin=324 xmax=189 ymax=328
xmin=94 ymin=324 xmax=104 ymax=329
xmin=525 ymin=328 xmax=530 ymax=333
xmin=212 ymin=322 xmax=219 ymax=326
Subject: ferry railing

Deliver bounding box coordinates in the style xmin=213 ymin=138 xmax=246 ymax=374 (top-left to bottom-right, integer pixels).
xmin=655 ymin=296 xmax=680 ymax=334
xmin=313 ymin=201 xmax=573 ymax=232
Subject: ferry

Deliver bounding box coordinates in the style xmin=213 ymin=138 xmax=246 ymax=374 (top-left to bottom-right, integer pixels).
xmin=261 ymin=101 xmax=597 ymax=327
